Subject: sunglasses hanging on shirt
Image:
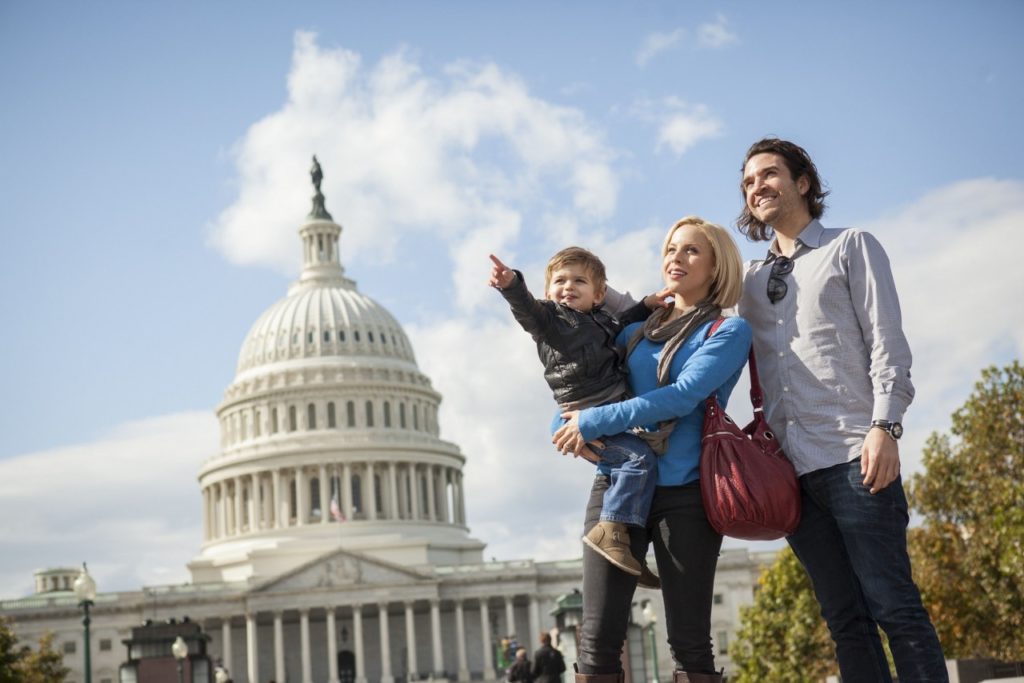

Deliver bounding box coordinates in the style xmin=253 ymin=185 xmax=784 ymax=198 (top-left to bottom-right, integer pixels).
xmin=767 ymin=255 xmax=794 ymax=304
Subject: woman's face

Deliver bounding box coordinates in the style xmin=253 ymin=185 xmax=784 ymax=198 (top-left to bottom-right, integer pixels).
xmin=662 ymin=224 xmax=716 ymax=307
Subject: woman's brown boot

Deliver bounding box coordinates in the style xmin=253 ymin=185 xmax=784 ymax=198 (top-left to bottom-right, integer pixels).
xmin=672 ymin=670 xmax=723 ymax=683
xmin=574 ymin=664 xmax=625 ymax=683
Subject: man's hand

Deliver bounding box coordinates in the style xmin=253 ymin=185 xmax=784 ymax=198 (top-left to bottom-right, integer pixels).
xmin=643 ymin=287 xmax=674 ymax=310
xmin=861 ymin=427 xmax=901 ymax=494
xmin=488 ymin=254 xmax=517 ymax=290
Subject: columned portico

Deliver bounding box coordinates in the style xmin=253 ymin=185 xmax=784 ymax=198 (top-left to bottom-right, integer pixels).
xmin=480 ymin=599 xmax=496 ymax=680
xmin=353 ymin=604 xmax=367 ymax=683
xmin=455 ymin=600 xmax=469 ymax=682
xmin=326 ymin=607 xmax=340 ymax=683
xmin=378 ymin=603 xmax=393 ymax=683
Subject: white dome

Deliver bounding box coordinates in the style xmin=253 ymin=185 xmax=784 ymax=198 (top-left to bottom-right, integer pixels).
xmin=236 ymin=283 xmax=416 ymax=375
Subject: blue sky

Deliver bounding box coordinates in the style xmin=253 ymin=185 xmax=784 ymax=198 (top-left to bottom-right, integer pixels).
xmin=1 ymin=1 xmax=1022 ymax=598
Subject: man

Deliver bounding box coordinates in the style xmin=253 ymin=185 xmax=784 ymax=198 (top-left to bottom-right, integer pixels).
xmin=532 ymin=632 xmax=566 ymax=683
xmin=736 ymin=137 xmax=947 ymax=682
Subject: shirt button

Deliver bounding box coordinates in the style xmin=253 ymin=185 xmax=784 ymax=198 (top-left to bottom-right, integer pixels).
xmin=783 ymin=386 xmax=789 ymax=392
xmin=788 ymin=420 xmax=794 ymax=426
xmin=777 ymin=319 xmax=783 ymax=325
xmin=777 ymin=351 xmax=784 ymax=357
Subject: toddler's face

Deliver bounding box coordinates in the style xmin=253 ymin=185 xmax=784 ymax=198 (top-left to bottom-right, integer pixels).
xmin=546 ymin=264 xmax=604 ymax=312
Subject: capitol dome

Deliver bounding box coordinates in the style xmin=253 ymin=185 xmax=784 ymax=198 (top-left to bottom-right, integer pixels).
xmin=189 ymin=162 xmax=484 ymax=584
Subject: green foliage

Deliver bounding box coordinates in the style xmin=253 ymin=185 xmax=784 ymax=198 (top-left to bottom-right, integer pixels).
xmin=0 ymin=617 xmax=70 ymax=683
xmin=730 ymin=548 xmax=836 ymax=683
xmin=907 ymin=360 xmax=1024 ymax=660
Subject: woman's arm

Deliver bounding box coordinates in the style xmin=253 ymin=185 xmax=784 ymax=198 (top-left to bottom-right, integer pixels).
xmin=555 ymin=318 xmax=752 ymax=448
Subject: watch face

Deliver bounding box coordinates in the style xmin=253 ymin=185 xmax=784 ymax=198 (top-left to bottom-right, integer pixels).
xmin=890 ymin=422 xmax=904 ymax=439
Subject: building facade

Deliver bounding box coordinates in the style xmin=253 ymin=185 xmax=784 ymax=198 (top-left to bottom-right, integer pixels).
xmin=0 ymin=171 xmax=775 ymax=683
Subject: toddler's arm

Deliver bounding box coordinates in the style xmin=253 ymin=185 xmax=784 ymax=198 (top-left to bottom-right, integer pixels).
xmin=487 ymin=254 xmax=558 ymax=338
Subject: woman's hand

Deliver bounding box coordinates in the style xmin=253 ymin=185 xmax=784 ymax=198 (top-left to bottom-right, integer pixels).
xmin=643 ymin=286 xmax=675 ymax=310
xmin=553 ymin=411 xmax=603 ymax=463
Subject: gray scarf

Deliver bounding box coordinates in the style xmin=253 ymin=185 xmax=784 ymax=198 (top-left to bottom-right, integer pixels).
xmin=625 ymin=299 xmax=721 ymax=454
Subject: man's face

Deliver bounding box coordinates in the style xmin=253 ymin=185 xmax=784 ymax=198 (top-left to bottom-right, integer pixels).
xmin=742 ymin=152 xmax=810 ymax=228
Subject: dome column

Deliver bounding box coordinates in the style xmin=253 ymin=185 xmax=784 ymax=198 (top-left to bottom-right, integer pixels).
xmin=296 ymin=467 xmax=308 ymax=526
xmin=342 ymin=463 xmax=354 ymax=520
xmin=404 ymin=602 xmax=418 ymax=678
xmin=233 ymin=478 xmax=244 ymax=535
xmin=430 ymin=599 xmax=444 ymax=678
xmin=425 ymin=467 xmax=437 ymax=522
xmin=410 ymin=465 xmax=421 ymax=521
xmin=273 ymin=612 xmax=285 ymax=683
xmin=272 ymin=469 xmax=284 ymax=529
xmin=387 ymin=462 xmax=399 ymax=519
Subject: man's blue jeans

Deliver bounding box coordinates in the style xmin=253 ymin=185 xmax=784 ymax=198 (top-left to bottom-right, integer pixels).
xmin=591 ymin=432 xmax=657 ymax=528
xmin=787 ymin=459 xmax=948 ymax=683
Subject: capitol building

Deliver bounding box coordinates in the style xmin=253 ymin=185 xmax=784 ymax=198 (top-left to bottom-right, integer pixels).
xmin=0 ymin=168 xmax=773 ymax=683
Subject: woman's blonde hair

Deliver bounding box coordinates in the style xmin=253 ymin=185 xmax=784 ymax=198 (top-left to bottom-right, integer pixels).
xmin=662 ymin=216 xmax=743 ymax=309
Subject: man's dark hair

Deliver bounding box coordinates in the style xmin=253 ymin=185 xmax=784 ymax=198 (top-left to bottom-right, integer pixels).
xmin=737 ymin=137 xmax=829 ymax=242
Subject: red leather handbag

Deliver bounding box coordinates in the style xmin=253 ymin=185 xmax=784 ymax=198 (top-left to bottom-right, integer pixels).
xmin=699 ymin=320 xmax=801 ymax=540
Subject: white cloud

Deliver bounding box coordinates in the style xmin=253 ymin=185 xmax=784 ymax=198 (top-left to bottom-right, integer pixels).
xmin=859 ymin=178 xmax=1024 ymax=473
xmin=209 ymin=31 xmax=619 ymax=311
xmin=697 ymin=14 xmax=738 ymax=49
xmin=0 ymin=412 xmax=218 ymax=598
xmin=635 ymin=28 xmax=686 ymax=67
xmin=639 ymin=98 xmax=723 ymax=157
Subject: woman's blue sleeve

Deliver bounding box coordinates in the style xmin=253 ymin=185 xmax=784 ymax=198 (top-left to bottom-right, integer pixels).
xmin=578 ymin=317 xmax=752 ymax=441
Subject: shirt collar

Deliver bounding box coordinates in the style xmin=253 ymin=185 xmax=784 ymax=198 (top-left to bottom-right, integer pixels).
xmin=765 ymin=219 xmax=825 ymax=262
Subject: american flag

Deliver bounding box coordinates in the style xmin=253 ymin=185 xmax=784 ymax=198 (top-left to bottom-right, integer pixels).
xmin=330 ymin=495 xmax=346 ymax=522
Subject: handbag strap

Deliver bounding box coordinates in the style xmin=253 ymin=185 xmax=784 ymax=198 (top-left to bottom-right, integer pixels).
xmin=704 ymin=318 xmax=766 ymax=413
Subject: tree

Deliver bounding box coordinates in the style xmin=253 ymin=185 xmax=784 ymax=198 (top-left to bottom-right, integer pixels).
xmin=0 ymin=618 xmax=70 ymax=683
xmin=730 ymin=548 xmax=836 ymax=683
xmin=906 ymin=360 xmax=1024 ymax=660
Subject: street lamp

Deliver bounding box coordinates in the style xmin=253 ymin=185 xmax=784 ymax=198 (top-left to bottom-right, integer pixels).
xmin=641 ymin=601 xmax=660 ymax=683
xmin=172 ymin=635 xmax=189 ymax=683
xmin=72 ymin=563 xmax=97 ymax=683
xmin=214 ymin=666 xmax=230 ymax=683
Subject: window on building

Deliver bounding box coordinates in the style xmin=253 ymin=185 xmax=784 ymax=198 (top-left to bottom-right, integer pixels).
xmin=716 ymin=631 xmax=729 ymax=655
xmin=99 ymin=639 xmax=112 ymax=651
xmin=254 ymin=409 xmax=261 ymax=437
xmin=63 ymin=641 xmax=76 ymax=654
xmin=384 ymin=401 xmax=392 ymax=427
xmin=365 ymin=401 xmax=374 ymax=427
xmin=308 ymin=331 xmax=314 ymax=344
xmin=400 ymin=403 xmax=407 ymax=428
xmin=368 ymin=331 xmax=374 ymax=343
xmin=307 ymin=403 xmax=317 ymax=430
xmin=288 ymin=405 xmax=297 ymax=432
xmin=327 ymin=402 xmax=336 ymax=428
xmin=310 ymin=478 xmax=321 ymax=517
xmin=354 ymin=330 xmax=361 ymax=342
xmin=713 ymin=593 xmax=724 ymax=605
xmin=413 ymin=404 xmax=420 ymax=430
xmin=324 ymin=330 xmax=331 ymax=342
xmin=351 ymin=474 xmax=362 ymax=513
xmin=271 ymin=407 xmax=279 ymax=434
xmin=340 ymin=330 xmax=346 ymax=342
xmin=347 ymin=401 xmax=356 ymax=427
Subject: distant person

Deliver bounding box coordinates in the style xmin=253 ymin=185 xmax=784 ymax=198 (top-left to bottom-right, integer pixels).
xmin=507 ymin=647 xmax=533 ymax=683
xmin=736 ymin=137 xmax=947 ymax=682
xmin=489 ymin=248 xmax=667 ymax=584
xmin=552 ymin=217 xmax=751 ymax=682
xmin=532 ymin=632 xmax=566 ymax=683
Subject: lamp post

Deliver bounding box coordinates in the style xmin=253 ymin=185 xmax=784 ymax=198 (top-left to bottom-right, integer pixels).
xmin=214 ymin=666 xmax=230 ymax=683
xmin=172 ymin=635 xmax=189 ymax=683
xmin=72 ymin=563 xmax=97 ymax=683
xmin=641 ymin=601 xmax=660 ymax=683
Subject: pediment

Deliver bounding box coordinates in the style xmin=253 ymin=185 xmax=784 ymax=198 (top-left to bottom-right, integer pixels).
xmin=252 ymin=548 xmax=432 ymax=593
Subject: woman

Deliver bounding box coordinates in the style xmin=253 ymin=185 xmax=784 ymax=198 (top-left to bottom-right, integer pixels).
xmin=554 ymin=216 xmax=751 ymax=683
